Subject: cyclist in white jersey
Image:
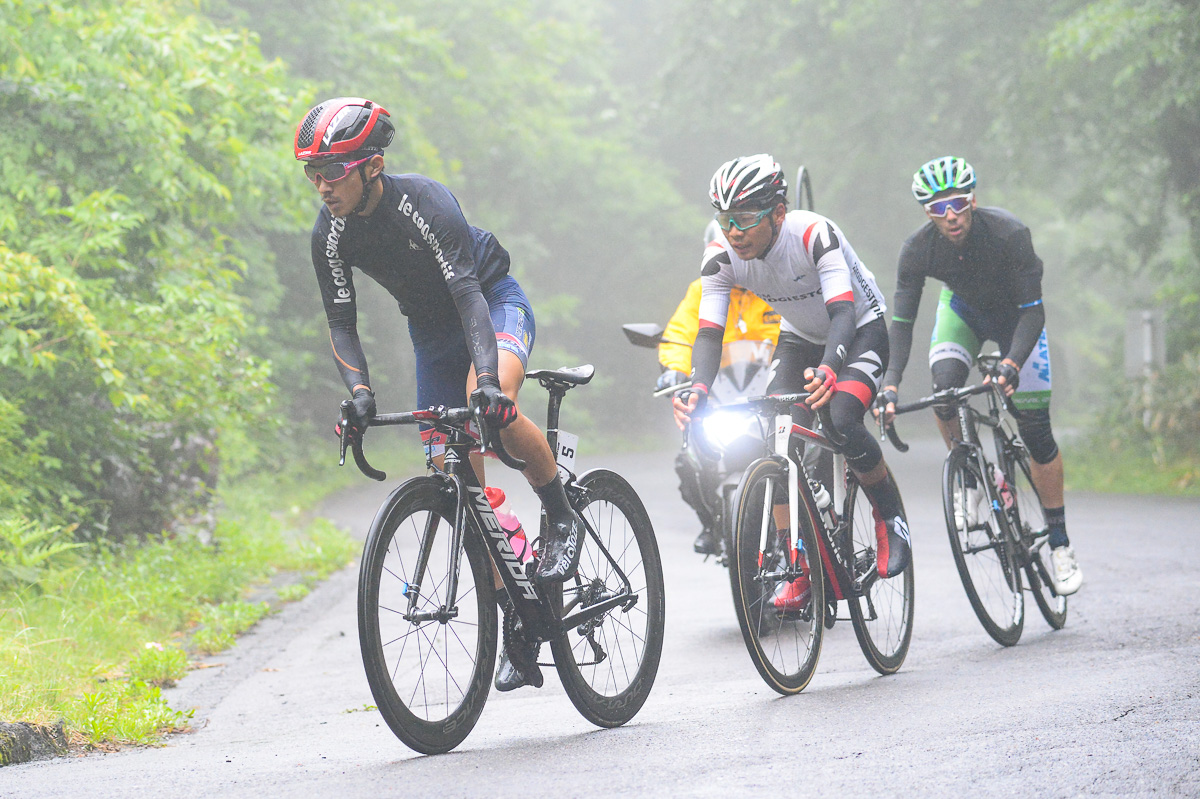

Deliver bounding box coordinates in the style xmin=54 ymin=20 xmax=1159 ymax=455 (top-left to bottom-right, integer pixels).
xmin=674 ymin=154 xmax=911 ymax=599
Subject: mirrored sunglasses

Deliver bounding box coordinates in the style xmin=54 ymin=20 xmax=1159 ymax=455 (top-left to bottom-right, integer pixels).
xmin=924 ymin=193 xmax=973 ymax=217
xmin=304 ymin=155 xmax=374 ymax=183
xmin=714 ymin=207 xmax=773 ymax=232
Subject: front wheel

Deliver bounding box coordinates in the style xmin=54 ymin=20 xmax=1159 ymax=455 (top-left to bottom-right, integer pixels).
xmin=358 ymin=477 xmax=497 ymax=755
xmin=943 ymin=448 xmax=1024 ymax=646
xmin=1007 ymin=449 xmax=1067 ymax=630
xmin=845 ymin=472 xmax=914 ymax=675
xmin=550 ymin=469 xmax=665 ymax=728
xmin=730 ymin=457 xmax=825 ymax=695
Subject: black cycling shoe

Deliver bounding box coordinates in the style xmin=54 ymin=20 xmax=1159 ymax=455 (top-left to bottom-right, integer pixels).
xmin=874 ymin=509 xmax=912 ymax=579
xmin=693 ymin=527 xmax=719 ymax=555
xmin=533 ymin=511 xmax=584 ymax=585
xmin=495 ymin=641 xmax=543 ymax=692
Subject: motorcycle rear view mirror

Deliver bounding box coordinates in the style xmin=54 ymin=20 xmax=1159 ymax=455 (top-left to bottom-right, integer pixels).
xmin=622 ymin=323 xmax=666 ymax=349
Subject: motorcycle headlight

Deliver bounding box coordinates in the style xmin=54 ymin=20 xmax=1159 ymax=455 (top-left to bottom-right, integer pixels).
xmin=701 ymin=410 xmax=761 ymax=450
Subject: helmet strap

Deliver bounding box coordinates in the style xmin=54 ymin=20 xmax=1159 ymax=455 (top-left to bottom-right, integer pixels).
xmin=352 ymin=161 xmax=380 ymax=216
xmin=759 ymin=208 xmax=782 ymax=258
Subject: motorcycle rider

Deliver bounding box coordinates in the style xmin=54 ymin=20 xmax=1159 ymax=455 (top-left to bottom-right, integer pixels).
xmin=657 ymin=254 xmax=780 ymax=555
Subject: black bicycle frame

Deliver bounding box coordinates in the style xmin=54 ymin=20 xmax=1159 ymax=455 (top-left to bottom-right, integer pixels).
xmin=399 ymin=387 xmax=639 ymax=644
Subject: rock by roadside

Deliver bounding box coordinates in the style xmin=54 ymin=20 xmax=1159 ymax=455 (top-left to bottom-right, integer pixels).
xmin=0 ymin=722 xmax=68 ymax=766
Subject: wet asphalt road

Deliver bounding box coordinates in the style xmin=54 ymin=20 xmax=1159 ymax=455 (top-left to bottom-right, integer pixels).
xmin=5 ymin=437 xmax=1199 ymax=798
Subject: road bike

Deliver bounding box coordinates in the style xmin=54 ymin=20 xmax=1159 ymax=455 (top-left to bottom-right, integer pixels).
xmin=341 ymin=364 xmax=665 ymax=754
xmin=711 ymin=394 xmax=914 ymax=695
xmin=886 ymin=355 xmax=1067 ymax=646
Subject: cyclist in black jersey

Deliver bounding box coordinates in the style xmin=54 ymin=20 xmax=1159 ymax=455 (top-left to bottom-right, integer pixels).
xmin=878 ymin=156 xmax=1082 ymax=595
xmin=295 ymin=97 xmax=584 ymax=691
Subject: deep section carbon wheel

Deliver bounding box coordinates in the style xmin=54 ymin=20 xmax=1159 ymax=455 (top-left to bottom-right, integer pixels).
xmin=550 ymin=469 xmax=665 ymax=727
xmin=358 ymin=477 xmax=497 ymax=754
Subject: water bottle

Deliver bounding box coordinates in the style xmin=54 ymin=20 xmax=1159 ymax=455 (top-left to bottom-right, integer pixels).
xmin=991 ymin=465 xmax=1014 ymax=511
xmin=484 ymin=487 xmax=533 ymax=563
xmin=808 ymin=479 xmax=838 ymax=529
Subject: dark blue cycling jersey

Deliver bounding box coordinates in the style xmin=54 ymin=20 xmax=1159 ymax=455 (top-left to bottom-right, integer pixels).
xmin=309 ymin=173 xmax=511 ymax=393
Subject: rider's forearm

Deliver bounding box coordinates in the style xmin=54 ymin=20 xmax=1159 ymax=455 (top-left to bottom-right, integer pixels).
xmin=883 ymin=318 xmax=914 ymax=388
xmin=330 ymin=324 xmax=372 ymax=394
xmin=451 ymin=286 xmax=500 ymax=382
xmin=690 ymin=324 xmax=724 ymax=390
xmin=819 ymin=300 xmax=855 ymax=373
xmin=1005 ymin=302 xmax=1045 ymax=370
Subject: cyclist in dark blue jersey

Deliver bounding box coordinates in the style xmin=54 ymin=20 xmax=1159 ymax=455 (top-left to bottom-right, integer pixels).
xmin=878 ymin=156 xmax=1082 ymax=596
xmin=295 ymin=97 xmax=582 ymax=690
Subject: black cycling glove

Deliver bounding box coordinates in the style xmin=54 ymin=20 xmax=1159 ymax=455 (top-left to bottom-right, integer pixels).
xmin=471 ymin=374 xmax=518 ymax=427
xmin=995 ymin=361 xmax=1020 ymax=391
xmin=655 ymin=369 xmax=688 ymax=393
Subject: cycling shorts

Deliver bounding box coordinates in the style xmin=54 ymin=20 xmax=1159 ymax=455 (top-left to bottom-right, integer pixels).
xmin=929 ymin=287 xmax=1051 ymax=411
xmin=409 ymin=275 xmax=535 ymax=455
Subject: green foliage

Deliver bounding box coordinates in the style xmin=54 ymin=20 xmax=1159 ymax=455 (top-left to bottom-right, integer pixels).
xmin=191 ymin=600 xmax=269 ymax=654
xmin=0 ymin=474 xmax=356 ymax=736
xmin=126 ymin=642 xmax=190 ymax=688
xmin=65 ymin=680 xmax=192 ymax=747
xmin=0 ymin=515 xmax=81 ymax=588
xmin=0 ymin=0 xmax=308 ymax=537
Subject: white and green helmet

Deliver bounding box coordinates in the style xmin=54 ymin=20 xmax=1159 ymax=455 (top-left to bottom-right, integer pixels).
xmin=911 ymin=156 xmax=976 ymax=203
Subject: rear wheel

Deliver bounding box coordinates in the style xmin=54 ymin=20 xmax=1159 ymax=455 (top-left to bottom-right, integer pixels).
xmin=730 ymin=457 xmax=824 ymax=694
xmin=550 ymin=469 xmax=665 ymax=728
xmin=1007 ymin=449 xmax=1067 ymax=630
xmin=943 ymin=448 xmax=1023 ymax=646
xmin=358 ymin=477 xmax=496 ymax=754
xmin=845 ymin=472 xmax=914 ymax=675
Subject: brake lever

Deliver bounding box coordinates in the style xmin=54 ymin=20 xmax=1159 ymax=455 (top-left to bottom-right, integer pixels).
xmin=337 ymin=399 xmax=386 ymax=481
xmin=338 ymin=400 xmax=353 ymax=467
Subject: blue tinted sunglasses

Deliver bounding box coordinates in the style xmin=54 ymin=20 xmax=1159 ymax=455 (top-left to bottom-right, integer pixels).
xmin=924 ymin=193 xmax=973 ymax=217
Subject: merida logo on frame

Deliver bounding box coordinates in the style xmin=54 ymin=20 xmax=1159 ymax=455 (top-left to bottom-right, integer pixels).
xmin=399 ymin=193 xmax=455 ymax=281
xmin=325 ymin=216 xmax=352 ymax=304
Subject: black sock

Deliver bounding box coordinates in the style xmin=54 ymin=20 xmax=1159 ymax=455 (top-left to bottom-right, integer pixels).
xmin=534 ymin=476 xmax=572 ymax=519
xmin=860 ymin=473 xmax=903 ymax=521
xmin=1045 ymin=506 xmax=1068 ymax=549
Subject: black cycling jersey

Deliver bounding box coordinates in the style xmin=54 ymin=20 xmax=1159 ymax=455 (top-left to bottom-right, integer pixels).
xmin=310 ymin=173 xmax=511 ymax=392
xmin=885 ymin=206 xmax=1046 ymax=387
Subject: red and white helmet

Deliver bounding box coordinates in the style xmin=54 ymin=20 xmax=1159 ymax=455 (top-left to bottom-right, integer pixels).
xmin=294 ymin=97 xmax=394 ymax=161
xmin=710 ymin=154 xmax=788 ymax=211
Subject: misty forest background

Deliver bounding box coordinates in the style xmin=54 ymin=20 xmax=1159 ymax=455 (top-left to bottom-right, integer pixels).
xmin=2 ymin=0 xmax=1199 ymax=551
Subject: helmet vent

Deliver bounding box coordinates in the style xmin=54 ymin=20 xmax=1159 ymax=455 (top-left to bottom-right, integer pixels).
xmin=297 ymin=103 xmax=326 ymax=149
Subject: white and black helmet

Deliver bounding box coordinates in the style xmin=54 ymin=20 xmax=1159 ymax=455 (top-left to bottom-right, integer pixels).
xmin=710 ymin=154 xmax=788 ymax=211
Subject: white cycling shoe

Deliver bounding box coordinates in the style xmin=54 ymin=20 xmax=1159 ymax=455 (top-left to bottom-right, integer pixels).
xmin=953 ymin=485 xmax=985 ymax=530
xmin=1050 ymin=546 xmax=1083 ymax=596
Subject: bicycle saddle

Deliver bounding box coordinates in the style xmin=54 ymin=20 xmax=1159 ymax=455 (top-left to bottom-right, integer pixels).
xmin=525 ymin=364 xmax=595 ymax=386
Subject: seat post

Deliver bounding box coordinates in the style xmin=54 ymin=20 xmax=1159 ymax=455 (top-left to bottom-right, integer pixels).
xmin=544 ymin=384 xmax=567 ymax=454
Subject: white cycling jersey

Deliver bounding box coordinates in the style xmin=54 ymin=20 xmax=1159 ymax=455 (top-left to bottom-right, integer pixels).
xmin=698 ymin=210 xmax=885 ymax=344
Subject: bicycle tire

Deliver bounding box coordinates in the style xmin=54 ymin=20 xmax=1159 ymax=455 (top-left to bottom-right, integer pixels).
xmin=358 ymin=477 xmax=497 ymax=754
xmin=1007 ymin=449 xmax=1067 ymax=630
xmin=943 ymin=447 xmax=1024 ymax=646
xmin=721 ymin=485 xmax=741 ymax=610
xmin=730 ymin=457 xmax=824 ymax=695
xmin=550 ymin=468 xmax=665 ymax=728
xmin=845 ymin=471 xmax=914 ymax=675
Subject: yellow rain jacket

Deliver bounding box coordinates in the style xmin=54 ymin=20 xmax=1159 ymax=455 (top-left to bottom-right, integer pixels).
xmin=658 ymin=279 xmax=780 ymax=373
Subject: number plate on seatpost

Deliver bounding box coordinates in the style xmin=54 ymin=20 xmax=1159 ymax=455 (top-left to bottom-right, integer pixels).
xmin=556 ymin=430 xmax=579 ymax=475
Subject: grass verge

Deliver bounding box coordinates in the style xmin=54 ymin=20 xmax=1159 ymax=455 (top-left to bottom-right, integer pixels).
xmin=0 ymin=462 xmax=370 ymax=755
xmin=1064 ymin=438 xmax=1200 ymax=496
